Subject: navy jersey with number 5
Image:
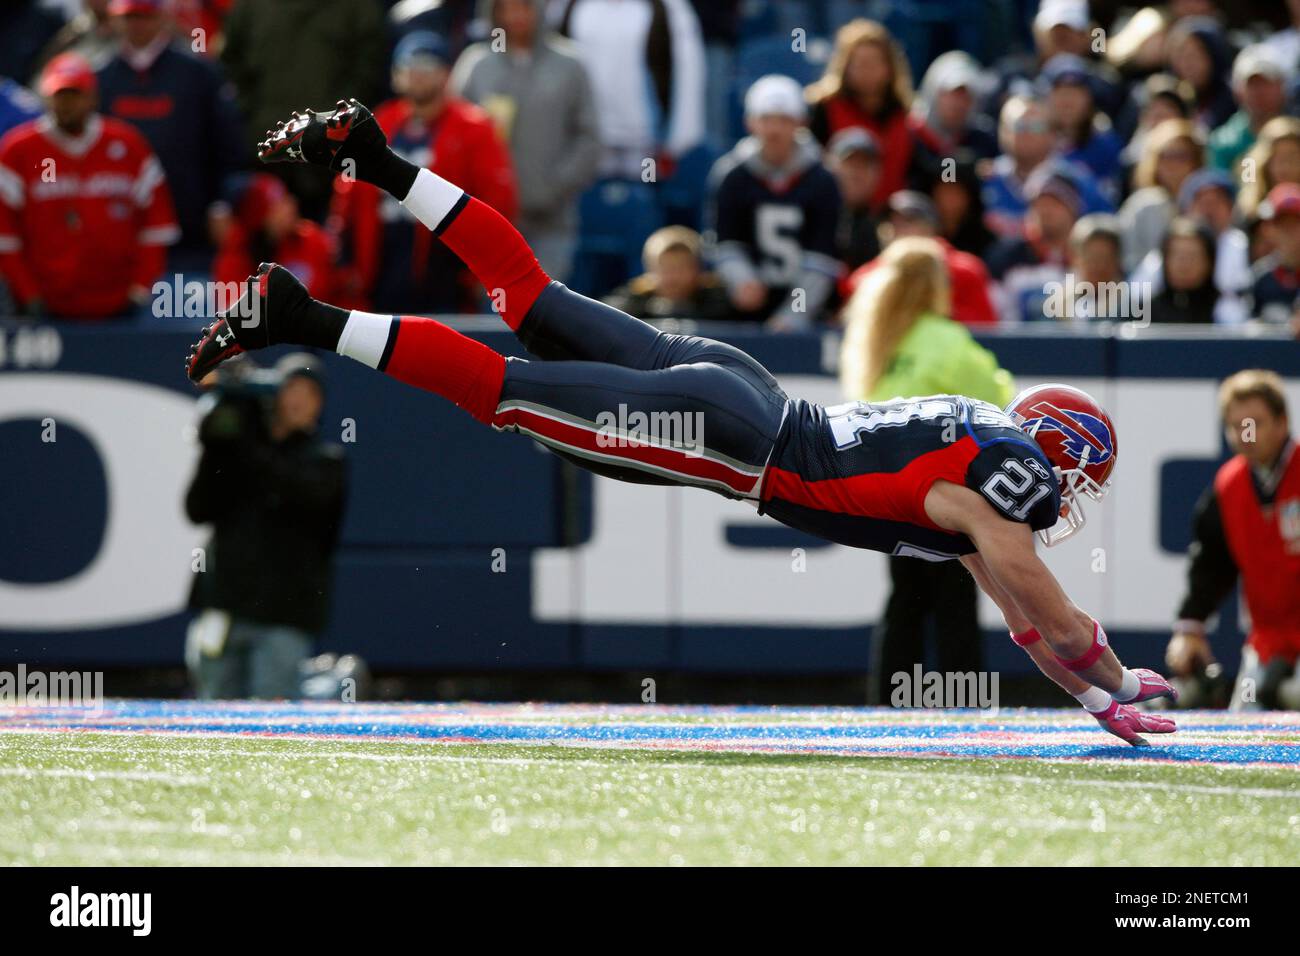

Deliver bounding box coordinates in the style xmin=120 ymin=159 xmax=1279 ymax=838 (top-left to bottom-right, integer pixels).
xmin=759 ymin=395 xmax=1062 ymax=560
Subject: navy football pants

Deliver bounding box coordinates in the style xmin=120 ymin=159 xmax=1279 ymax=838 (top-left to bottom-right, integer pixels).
xmin=493 ymin=282 xmax=789 ymax=499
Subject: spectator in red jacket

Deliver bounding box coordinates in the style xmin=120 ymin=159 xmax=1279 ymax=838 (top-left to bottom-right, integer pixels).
xmin=330 ymin=31 xmax=517 ymax=314
xmin=0 ymin=52 xmax=178 ymax=319
xmin=213 ymin=173 xmax=337 ymax=301
xmin=805 ymin=19 xmax=937 ymax=210
xmin=842 ymin=191 xmax=997 ymax=327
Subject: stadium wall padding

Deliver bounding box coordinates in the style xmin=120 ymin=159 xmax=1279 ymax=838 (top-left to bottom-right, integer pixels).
xmin=2 ymin=320 xmax=1298 ymax=677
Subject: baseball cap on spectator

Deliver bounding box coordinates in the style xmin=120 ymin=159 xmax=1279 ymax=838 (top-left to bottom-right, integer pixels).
xmin=887 ymin=190 xmax=939 ymax=228
xmin=235 ymin=173 xmax=290 ymax=232
xmin=1034 ymin=0 xmax=1089 ymax=32
xmin=1231 ymin=44 xmax=1286 ymax=90
xmin=1025 ymin=163 xmax=1082 ymax=216
xmin=828 ymin=127 xmax=881 ymax=161
xmin=1258 ymin=183 xmax=1300 ymax=221
xmin=108 ymin=0 xmax=166 ymax=14
xmin=931 ymin=54 xmax=983 ymax=94
xmin=393 ymin=30 xmax=451 ymax=70
xmin=38 ymin=52 xmax=97 ymax=97
xmin=1040 ymin=53 xmax=1093 ymax=92
xmin=275 ymin=352 xmax=327 ymax=393
xmin=745 ymin=74 xmax=807 ymax=120
xmin=1177 ymin=168 xmax=1236 ymax=212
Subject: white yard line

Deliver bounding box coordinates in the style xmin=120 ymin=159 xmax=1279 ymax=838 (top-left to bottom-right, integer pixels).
xmin=0 ymin=766 xmax=207 ymax=784
xmin=0 ymin=731 xmax=1294 ymax=799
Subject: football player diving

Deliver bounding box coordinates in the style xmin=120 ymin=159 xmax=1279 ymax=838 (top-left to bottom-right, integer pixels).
xmin=186 ymin=100 xmax=1177 ymax=745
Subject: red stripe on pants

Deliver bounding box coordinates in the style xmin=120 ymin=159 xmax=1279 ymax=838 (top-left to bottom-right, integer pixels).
xmin=492 ymin=404 xmax=760 ymax=496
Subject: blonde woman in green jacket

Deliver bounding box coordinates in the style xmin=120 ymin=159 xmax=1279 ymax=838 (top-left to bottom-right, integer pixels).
xmin=841 ymin=237 xmax=1012 ymax=407
xmin=840 ymin=237 xmax=1013 ymax=703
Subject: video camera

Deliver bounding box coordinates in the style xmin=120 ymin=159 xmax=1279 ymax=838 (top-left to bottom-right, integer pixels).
xmin=196 ymin=357 xmax=284 ymax=448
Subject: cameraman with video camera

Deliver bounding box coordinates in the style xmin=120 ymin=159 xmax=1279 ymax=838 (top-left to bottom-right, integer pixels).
xmin=184 ymin=353 xmax=348 ymax=699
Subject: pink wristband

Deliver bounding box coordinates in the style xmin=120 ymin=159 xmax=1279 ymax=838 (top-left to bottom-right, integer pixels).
xmin=1010 ymin=627 xmax=1042 ymax=647
xmin=1055 ymin=621 xmax=1109 ymax=672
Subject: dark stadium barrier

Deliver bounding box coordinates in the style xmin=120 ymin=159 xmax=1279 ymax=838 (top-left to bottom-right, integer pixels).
xmin=2 ymin=318 xmax=1298 ymax=678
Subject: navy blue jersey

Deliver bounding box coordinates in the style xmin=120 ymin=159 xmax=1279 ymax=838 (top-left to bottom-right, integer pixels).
xmin=710 ymin=142 xmax=841 ymax=315
xmin=761 ymin=395 xmax=1061 ymax=559
xmin=97 ymin=46 xmax=244 ymax=252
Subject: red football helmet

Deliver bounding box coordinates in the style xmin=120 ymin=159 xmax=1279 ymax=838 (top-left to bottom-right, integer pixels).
xmin=1004 ymin=384 xmax=1118 ymax=546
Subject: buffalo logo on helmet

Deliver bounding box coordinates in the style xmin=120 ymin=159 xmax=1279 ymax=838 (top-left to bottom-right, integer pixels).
xmin=1020 ymin=400 xmax=1115 ymax=468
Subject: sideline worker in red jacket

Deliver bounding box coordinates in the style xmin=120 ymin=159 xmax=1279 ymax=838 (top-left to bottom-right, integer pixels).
xmin=1167 ymin=369 xmax=1300 ymax=710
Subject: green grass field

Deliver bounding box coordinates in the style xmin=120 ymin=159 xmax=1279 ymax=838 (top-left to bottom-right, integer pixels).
xmin=1 ymin=707 xmax=1297 ymax=865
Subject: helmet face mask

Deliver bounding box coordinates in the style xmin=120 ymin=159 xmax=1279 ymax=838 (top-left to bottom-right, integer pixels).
xmin=1005 ymin=385 xmax=1118 ymax=547
xmin=1041 ymin=462 xmax=1109 ymax=546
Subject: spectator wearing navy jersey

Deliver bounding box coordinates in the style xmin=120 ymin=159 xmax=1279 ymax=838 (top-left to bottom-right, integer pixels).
xmin=1250 ymin=184 xmax=1300 ymax=325
xmin=707 ymin=75 xmax=841 ymax=330
xmin=96 ymin=0 xmax=244 ymax=270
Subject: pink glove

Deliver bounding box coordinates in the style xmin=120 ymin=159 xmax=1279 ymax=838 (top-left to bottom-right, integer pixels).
xmin=1092 ymin=699 xmax=1177 ymax=747
xmin=1123 ymin=668 xmax=1180 ymax=704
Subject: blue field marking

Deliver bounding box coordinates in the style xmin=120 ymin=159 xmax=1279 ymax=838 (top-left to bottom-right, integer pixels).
xmin=0 ymin=700 xmax=1296 ymax=768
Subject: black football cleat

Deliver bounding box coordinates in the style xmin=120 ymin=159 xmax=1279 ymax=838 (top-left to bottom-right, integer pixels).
xmin=184 ymin=262 xmax=312 ymax=383
xmin=256 ymin=98 xmax=388 ymax=171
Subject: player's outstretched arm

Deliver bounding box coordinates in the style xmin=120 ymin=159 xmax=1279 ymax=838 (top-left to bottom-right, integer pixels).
xmin=960 ymin=553 xmax=1089 ymax=696
xmin=927 ymin=482 xmax=1176 ymax=706
xmin=961 ymin=552 xmax=1175 ymax=746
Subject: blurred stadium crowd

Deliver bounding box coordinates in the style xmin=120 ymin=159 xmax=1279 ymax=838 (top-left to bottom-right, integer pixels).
xmin=1 ymin=0 xmax=1299 ymax=331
